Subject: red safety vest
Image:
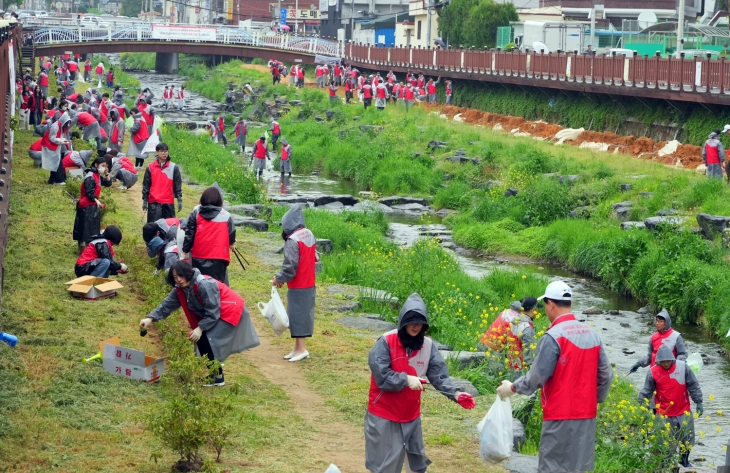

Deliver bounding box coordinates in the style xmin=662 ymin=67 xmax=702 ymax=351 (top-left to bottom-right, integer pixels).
xmin=446 ymin=83 xmax=452 ymax=95
xmin=286 ymin=228 xmax=317 ymax=289
xmin=41 ymin=123 xmax=63 ymax=151
xmin=147 ymin=160 xmax=177 ymax=204
xmin=363 ymin=85 xmax=372 ymax=99
xmin=175 ymin=276 xmax=243 ymax=330
xmin=376 ymin=86 xmax=386 ymax=99
xmin=705 ymin=142 xmax=721 ymax=165
xmin=404 ymin=87 xmax=415 ymax=100
xmin=119 ymin=156 xmax=137 ymax=174
xmin=30 ymin=139 xmax=43 ymax=151
xmin=133 ymin=117 xmax=150 ymax=144
xmin=78 ymin=172 xmax=101 ymax=209
xmin=649 ymin=329 xmax=681 ymax=367
xmin=177 ymin=90 xmax=184 ymax=99
xmin=281 ymin=146 xmax=290 ymax=161
xmin=111 ymin=119 xmax=123 ymax=145
xmin=542 ymin=314 xmax=602 ymax=421
xmin=367 ymin=329 xmax=434 ymax=423
xmin=329 ymin=86 xmax=337 ymax=97
xmin=480 ymin=309 xmax=518 ymax=350
xmin=272 ymin=122 xmax=280 ymax=135
xmin=190 ymin=209 xmax=231 ymax=263
xmin=234 ymin=122 xmax=246 ymax=137
xmin=76 ymin=238 xmax=114 ymax=266
xmin=76 ymin=112 xmax=96 ymax=127
xmin=39 ymin=73 xmax=48 ymax=86
xmin=253 ymin=140 xmax=267 ymax=159
xmin=217 ymin=117 xmax=225 ymax=133
xmin=84 ymin=61 xmax=91 ymax=72
xmin=96 ymin=64 xmax=103 ymax=74
xmin=68 ymin=62 xmax=78 ymax=72
xmin=427 ymin=83 xmax=437 ymax=94
xmin=393 ymin=84 xmax=400 ymax=97
xmin=107 ymin=71 xmax=113 ymax=81
xmin=417 ymin=77 xmax=424 ymax=88
xmin=297 ymin=69 xmax=304 ymax=79
xmin=651 ymin=361 xmax=691 ymax=417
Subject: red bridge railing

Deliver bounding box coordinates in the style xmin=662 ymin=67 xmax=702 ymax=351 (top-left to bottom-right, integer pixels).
xmin=343 ymin=44 xmax=730 ymax=99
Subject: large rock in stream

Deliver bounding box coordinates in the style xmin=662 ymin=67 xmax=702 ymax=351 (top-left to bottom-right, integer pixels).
xmin=378 ymin=196 xmax=430 ymax=207
xmin=644 ymin=216 xmax=689 ymax=231
xmin=227 ymin=203 xmax=272 ymax=218
xmin=313 ymin=194 xmax=359 ymax=207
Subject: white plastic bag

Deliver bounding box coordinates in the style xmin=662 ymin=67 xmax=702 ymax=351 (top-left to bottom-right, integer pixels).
xmin=257 ymin=286 xmax=289 ymax=336
xmin=324 ymin=465 xmax=341 ymax=473
xmin=479 ymin=396 xmax=513 ymax=464
xmin=686 ymin=352 xmax=703 ymax=374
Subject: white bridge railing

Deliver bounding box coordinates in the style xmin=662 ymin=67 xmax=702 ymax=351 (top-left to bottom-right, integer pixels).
xmin=32 ymin=25 xmax=343 ymax=58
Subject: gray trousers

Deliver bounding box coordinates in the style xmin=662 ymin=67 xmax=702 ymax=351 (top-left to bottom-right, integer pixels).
xmin=707 ymin=163 xmax=723 ymax=179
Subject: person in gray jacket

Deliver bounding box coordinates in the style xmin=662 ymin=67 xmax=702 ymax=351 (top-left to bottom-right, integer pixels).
xmin=365 ymin=293 xmax=474 ymax=473
xmin=139 ymin=260 xmax=260 ymax=387
xmin=638 ymin=345 xmax=703 ymax=468
xmin=702 ymin=131 xmax=725 ymax=180
xmin=629 ymin=309 xmax=687 ymax=374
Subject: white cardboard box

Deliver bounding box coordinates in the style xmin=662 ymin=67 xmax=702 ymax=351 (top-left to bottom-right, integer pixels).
xmin=66 ymin=275 xmax=123 ymax=300
xmin=101 ymin=339 xmax=165 ymax=382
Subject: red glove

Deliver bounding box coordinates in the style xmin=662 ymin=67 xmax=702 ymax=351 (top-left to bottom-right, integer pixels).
xmin=457 ymin=393 xmax=475 ymax=409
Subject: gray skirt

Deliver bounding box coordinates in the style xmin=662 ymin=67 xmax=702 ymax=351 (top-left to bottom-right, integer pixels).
xmin=126 ymin=138 xmax=148 ymax=158
xmin=286 ymin=286 xmax=315 ymax=338
xmin=81 ymin=121 xmax=101 ymax=140
xmin=280 ymin=159 xmax=292 ymax=173
xmin=235 ymin=132 xmax=246 ymax=146
xmin=253 ymin=157 xmax=267 ymax=170
xmin=375 ymin=97 xmax=386 ymax=108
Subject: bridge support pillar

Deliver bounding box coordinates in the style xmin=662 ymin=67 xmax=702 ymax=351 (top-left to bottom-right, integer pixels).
xmin=155 ymin=53 xmax=179 ymax=74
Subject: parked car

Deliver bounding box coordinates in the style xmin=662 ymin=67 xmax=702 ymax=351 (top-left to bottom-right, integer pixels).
xmin=680 ymin=49 xmax=720 ymax=59
xmin=604 ymin=48 xmax=636 ymax=56
xmin=36 ymin=10 xmax=48 ymax=17
xmin=79 ymin=15 xmax=110 ymax=28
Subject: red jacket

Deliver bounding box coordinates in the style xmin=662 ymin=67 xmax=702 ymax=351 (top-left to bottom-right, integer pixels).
xmin=287 ymin=228 xmax=317 ymax=289
xmin=253 ymin=140 xmax=267 ymax=159
xmin=39 ymin=73 xmax=49 ymax=87
xmin=705 ymin=142 xmax=721 ymax=165
xmin=76 ymin=112 xmax=97 ymax=127
xmin=363 ymin=85 xmax=373 ymax=99
xmin=190 ymin=209 xmax=232 ymax=263
xmin=542 ymin=314 xmax=601 ymax=421
xmin=118 ymin=156 xmax=137 ymax=174
xmin=133 ymin=117 xmax=150 ymax=144
xmin=147 ymin=160 xmax=177 ymax=204
xmin=78 ymin=172 xmax=101 ymax=209
xmin=649 ymin=329 xmax=682 ymax=366
xmin=95 ymin=64 xmax=103 ymax=74
xmin=175 ymin=276 xmax=243 ymax=330
xmin=41 ymin=123 xmax=63 ymax=151
xmin=30 ymin=139 xmax=43 ymax=151
xmin=367 ymin=330 xmax=433 ymax=423
xmin=111 ymin=119 xmax=123 ymax=146
xmin=427 ymin=83 xmax=437 ymax=94
xmin=234 ymin=122 xmax=247 ymax=137
xmin=404 ymin=87 xmax=415 ymax=100
xmin=271 ymin=122 xmax=281 ymax=135
xmin=76 ymin=238 xmax=114 ymax=266
xmin=651 ymin=361 xmax=691 ymax=417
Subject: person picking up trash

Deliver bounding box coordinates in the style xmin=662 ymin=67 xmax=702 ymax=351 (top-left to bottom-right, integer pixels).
xmin=629 ymin=309 xmax=687 ymax=374
xmin=496 ymin=281 xmax=612 ymax=473
xmin=365 ymin=293 xmax=475 ymax=473
xmin=139 ymin=260 xmax=260 ymax=387
xmin=74 ymin=225 xmax=127 ymax=278
xmin=480 ymin=296 xmax=539 ymax=370
xmin=638 ymin=345 xmax=703 ymax=468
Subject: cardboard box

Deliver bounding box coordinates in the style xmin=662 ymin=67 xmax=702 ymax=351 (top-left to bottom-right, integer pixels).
xmin=66 ymin=275 xmax=123 ymax=300
xmin=100 ymin=338 xmax=165 ymax=382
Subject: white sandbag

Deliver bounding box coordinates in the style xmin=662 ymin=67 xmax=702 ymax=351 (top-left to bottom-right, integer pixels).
xmin=554 ymin=127 xmax=584 ymax=142
xmin=687 ymin=353 xmax=703 ymax=374
xmin=696 ymin=164 xmax=707 ymax=174
xmin=453 ymin=113 xmax=464 ymax=123
xmin=657 ymin=140 xmax=680 ymax=157
xmin=493 ymin=123 xmax=504 ymax=131
xmin=257 ymin=286 xmax=289 ymax=336
xmin=324 ymin=465 xmax=342 ymax=473
xmin=479 ymin=396 xmax=513 ymax=464
xmin=579 ymin=141 xmax=609 ymax=152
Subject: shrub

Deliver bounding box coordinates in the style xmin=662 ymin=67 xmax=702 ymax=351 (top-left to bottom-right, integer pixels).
xmin=433 ymin=182 xmax=473 ymax=210
xmin=516 ymin=178 xmax=574 ymax=226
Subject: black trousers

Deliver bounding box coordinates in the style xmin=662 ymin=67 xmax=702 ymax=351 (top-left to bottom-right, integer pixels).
xmin=48 ymin=158 xmax=66 ymax=184
xmin=147 ymin=202 xmax=175 ymax=223
xmin=195 ymin=332 xmax=223 ymax=376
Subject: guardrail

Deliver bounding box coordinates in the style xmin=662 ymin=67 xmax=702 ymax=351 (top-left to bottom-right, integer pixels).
xmin=345 ymin=44 xmax=730 ymax=97
xmin=31 ymin=25 xmax=343 ymax=58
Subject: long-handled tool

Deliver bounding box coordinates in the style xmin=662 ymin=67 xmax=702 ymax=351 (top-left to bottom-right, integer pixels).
xmin=140 ymin=209 xmax=147 ymax=223
xmin=232 ymin=247 xmax=249 ymax=271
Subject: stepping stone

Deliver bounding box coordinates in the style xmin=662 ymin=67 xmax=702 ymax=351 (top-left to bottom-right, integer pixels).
xmin=620 ymin=183 xmax=633 ymax=192
xmin=696 ymin=213 xmax=730 ymax=240
xmin=505 ymin=187 xmax=519 ymax=197
xmin=644 ymin=216 xmax=689 ymax=231
xmin=378 ymin=196 xmax=429 ymax=207
xmin=620 ymin=221 xmax=646 ymax=230
xmin=269 ymin=195 xmax=313 ymax=204
xmin=231 ymin=215 xmax=268 ymax=231
xmin=317 ymin=239 xmax=333 ymax=254
xmin=336 ymin=315 xmax=396 ymax=332
xmin=559 ymin=174 xmax=580 ymax=184
xmin=313 ymin=194 xmax=359 ymax=206
xmin=504 ymin=452 xmax=539 ymax=473
xmin=391 ymin=203 xmax=433 ymax=213
xmin=228 ymin=203 xmax=272 ymax=217
xmin=657 ymin=208 xmax=679 ymax=216
xmin=582 ymin=307 xmax=603 ymax=315
xmin=327 ymin=301 xmax=362 ymax=312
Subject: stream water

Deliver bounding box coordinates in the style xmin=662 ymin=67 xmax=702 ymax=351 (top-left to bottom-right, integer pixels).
xmin=122 ymin=63 xmax=730 ymax=467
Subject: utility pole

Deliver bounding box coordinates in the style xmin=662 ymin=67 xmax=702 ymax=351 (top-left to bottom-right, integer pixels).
xmin=676 ymin=0 xmax=685 ymax=57
xmin=426 ymin=0 xmax=432 ymax=47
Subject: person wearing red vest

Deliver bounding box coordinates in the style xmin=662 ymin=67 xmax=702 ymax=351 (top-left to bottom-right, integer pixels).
xmin=73 ymin=155 xmax=112 ymax=253
xmin=251 ymin=135 xmax=268 ymax=178
xmin=110 ymin=153 xmax=139 ymax=190
xmin=29 ymin=138 xmax=44 ymax=167
xmin=344 ymin=76 xmax=355 ymax=104
xmin=269 ymin=119 xmax=281 ymax=150
xmin=333 ymin=63 xmax=341 ymax=85
xmin=62 ymin=149 xmax=94 ymax=171
xmin=279 ymin=138 xmax=292 ymax=178
xmin=417 ymin=73 xmax=425 ymax=88
xmin=444 ymin=80 xmax=453 ymax=104
xmin=216 ymin=116 xmax=227 ymax=147
xmin=231 ymin=116 xmax=247 ymax=152
xmin=328 ymin=83 xmax=338 ymax=106
xmin=42 ymin=112 xmax=71 ymax=184
xmin=392 ymin=83 xmax=401 ymax=104
xmin=95 ymin=62 xmax=104 ymax=84
xmin=362 ymin=81 xmax=373 ymax=110
xmin=638 ymin=345 xmax=703 ymax=468
xmin=272 ymin=64 xmax=281 ymax=85
xmin=74 ymin=225 xmax=126 ymax=278
xmin=84 ymin=59 xmax=92 ymax=82
xmin=106 ymin=68 xmax=114 ymax=88
xmin=404 ymin=84 xmax=415 ymax=111
xmin=497 ymin=281 xmax=612 ymax=473
xmin=271 ymin=206 xmax=318 ymax=362
xmin=365 ymin=293 xmax=474 ymax=472
xmin=109 ymin=108 xmax=125 ymax=151
xmin=162 ymin=85 xmax=170 ymax=109
xmin=140 ymin=260 xmax=260 ymax=387
xmin=177 ymin=86 xmax=186 ymax=110
xmin=289 ymin=65 xmax=298 ymax=87
xmin=142 ymin=142 xmax=183 ymax=223
xmin=296 ymin=66 xmax=305 ymax=88
xmin=67 ymin=60 xmax=78 ymax=80
xmin=426 ymin=77 xmax=440 ymax=103
xmin=629 ymin=309 xmax=687 ymax=374
xmin=75 ymin=110 xmax=102 ymax=148
xmin=315 ymin=64 xmax=324 ymax=88
xmin=183 ymin=187 xmax=236 ymax=286
xmin=375 ymin=83 xmax=389 ymax=111
xmin=702 ymin=131 xmax=725 ymax=180
xmin=127 ymin=107 xmax=150 ymax=168
xmin=38 ymin=69 xmax=49 ymax=97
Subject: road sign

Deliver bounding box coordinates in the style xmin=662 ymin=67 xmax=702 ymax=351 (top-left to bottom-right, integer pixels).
xmin=280 ymin=8 xmax=287 ymax=25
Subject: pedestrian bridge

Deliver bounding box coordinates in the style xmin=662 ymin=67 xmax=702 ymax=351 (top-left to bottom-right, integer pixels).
xmin=30 ymin=25 xmax=343 ymax=67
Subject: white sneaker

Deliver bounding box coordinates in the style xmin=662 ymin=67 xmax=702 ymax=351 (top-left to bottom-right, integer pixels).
xmin=119 ymin=186 xmax=127 ymax=190
xmin=284 ymin=350 xmax=297 ymax=360
xmin=288 ymin=350 xmax=309 ymax=362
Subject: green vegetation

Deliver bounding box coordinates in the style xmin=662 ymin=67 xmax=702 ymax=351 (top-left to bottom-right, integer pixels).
xmin=437 ymin=0 xmax=518 ymax=49
xmin=120 ymin=52 xmax=156 ymax=70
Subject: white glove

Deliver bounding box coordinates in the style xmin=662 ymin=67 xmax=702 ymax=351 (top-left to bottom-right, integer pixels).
xmin=496 ymin=380 xmax=515 ymax=398
xmin=188 ymin=326 xmax=203 ymax=342
xmin=119 ymin=263 xmax=128 ymax=272
xmin=407 ymin=375 xmax=425 ymax=391
xmin=139 ymin=317 xmax=153 ymax=328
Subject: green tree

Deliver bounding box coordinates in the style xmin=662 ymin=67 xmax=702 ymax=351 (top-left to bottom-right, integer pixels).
xmin=437 ymin=0 xmax=518 ymax=49
xmin=121 ymin=0 xmax=142 ymax=17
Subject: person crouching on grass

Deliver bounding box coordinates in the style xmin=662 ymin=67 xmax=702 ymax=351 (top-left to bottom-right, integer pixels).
xmin=365 ymin=293 xmax=475 ymax=473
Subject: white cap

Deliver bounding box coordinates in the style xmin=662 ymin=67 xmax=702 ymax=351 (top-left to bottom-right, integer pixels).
xmin=723 ymin=124 xmax=730 ymax=133
xmin=537 ymin=281 xmax=573 ymax=301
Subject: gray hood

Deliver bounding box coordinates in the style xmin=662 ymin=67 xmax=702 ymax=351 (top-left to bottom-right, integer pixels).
xmin=510 ymin=301 xmax=522 ymax=311
xmin=657 ymin=308 xmax=672 ymax=331
xmin=397 ymin=293 xmax=429 ymax=331
xmin=198 ymin=205 xmax=222 ymax=221
xmin=59 ymin=112 xmax=71 ymax=128
xmin=655 ymin=345 xmax=675 ymax=364
xmin=282 ymin=206 xmax=306 ymax=236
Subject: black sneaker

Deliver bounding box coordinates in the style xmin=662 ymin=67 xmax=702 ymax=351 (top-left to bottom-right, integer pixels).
xmin=203 ymin=375 xmax=225 ymax=387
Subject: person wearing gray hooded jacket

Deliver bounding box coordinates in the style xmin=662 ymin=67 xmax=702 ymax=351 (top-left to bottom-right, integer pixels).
xmin=140 ymin=260 xmax=260 ymax=387
xmin=702 ymin=131 xmax=725 ymax=180
xmin=629 ymin=309 xmax=687 ymax=374
xmin=41 ymin=112 xmax=71 ymax=184
xmin=365 ymin=293 xmax=474 ymax=473
xmin=638 ymin=344 xmax=703 ymax=468
xmin=272 ymin=206 xmax=317 ymax=363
